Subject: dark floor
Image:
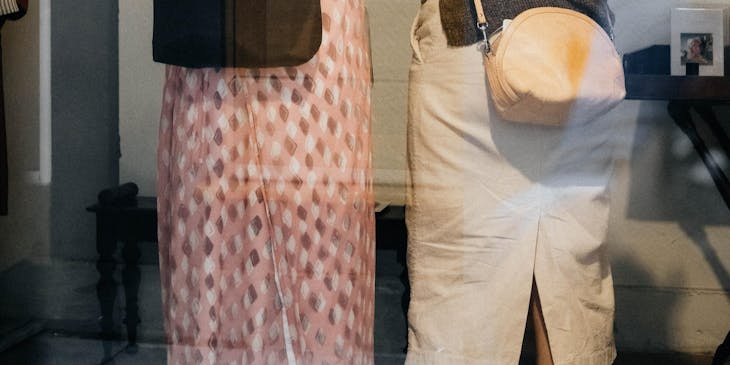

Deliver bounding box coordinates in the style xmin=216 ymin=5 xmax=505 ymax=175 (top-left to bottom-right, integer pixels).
xmin=0 ymin=331 xmax=716 ymax=365
xmin=0 ymin=249 xmax=719 ymax=365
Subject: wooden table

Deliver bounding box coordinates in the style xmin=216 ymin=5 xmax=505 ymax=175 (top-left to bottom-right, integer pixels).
xmin=86 ymin=197 xmax=157 ymax=346
xmin=87 ymin=196 xmax=406 ymax=348
xmin=624 ymin=47 xmax=730 ymax=211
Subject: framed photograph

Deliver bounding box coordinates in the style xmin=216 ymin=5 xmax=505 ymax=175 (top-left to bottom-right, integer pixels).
xmin=680 ymin=33 xmax=714 ymax=65
xmin=671 ymin=6 xmax=729 ymax=76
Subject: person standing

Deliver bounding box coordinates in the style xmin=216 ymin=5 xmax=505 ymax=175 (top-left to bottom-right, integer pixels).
xmin=406 ymin=0 xmax=623 ymax=364
xmin=153 ymin=1 xmax=375 ymax=364
xmin=0 ymin=0 xmax=28 ymax=216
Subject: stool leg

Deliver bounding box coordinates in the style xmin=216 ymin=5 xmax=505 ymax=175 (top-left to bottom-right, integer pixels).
xmin=95 ymin=213 xmax=117 ymax=339
xmin=122 ymin=240 xmax=141 ymax=349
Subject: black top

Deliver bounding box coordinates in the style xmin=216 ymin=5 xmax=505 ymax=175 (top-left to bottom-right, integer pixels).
xmin=153 ymin=0 xmax=323 ymax=68
xmin=152 ymin=0 xmax=226 ymax=67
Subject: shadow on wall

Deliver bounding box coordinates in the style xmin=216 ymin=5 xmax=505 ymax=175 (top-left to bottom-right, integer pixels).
xmin=626 ymin=105 xmax=730 ymax=226
xmin=612 ymin=252 xmax=683 ymax=352
xmin=620 ymin=101 xmax=730 ymax=352
xmin=626 ymin=103 xmax=730 ymax=286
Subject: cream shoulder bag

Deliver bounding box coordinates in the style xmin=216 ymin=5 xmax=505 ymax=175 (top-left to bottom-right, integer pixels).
xmin=473 ymin=1 xmax=626 ymax=126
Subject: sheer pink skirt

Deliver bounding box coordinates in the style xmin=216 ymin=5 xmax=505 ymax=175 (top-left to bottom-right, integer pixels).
xmin=156 ymin=1 xmax=374 ymax=364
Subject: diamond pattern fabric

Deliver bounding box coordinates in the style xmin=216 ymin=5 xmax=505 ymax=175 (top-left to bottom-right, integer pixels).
xmin=156 ymin=1 xmax=374 ymax=364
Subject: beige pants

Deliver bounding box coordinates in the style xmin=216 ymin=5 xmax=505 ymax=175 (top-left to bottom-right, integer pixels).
xmin=405 ymin=1 xmax=624 ymax=364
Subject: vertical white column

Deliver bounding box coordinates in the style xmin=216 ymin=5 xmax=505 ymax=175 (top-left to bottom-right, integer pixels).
xmin=38 ymin=0 xmax=51 ymax=184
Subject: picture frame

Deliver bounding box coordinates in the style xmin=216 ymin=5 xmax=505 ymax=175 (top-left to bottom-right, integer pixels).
xmin=671 ymin=5 xmax=729 ymax=76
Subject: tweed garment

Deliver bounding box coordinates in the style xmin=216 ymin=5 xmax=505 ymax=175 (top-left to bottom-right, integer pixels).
xmin=437 ymin=0 xmax=613 ymax=47
xmin=156 ymin=1 xmax=375 ymax=364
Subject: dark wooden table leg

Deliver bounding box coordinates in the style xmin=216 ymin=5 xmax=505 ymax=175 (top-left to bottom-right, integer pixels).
xmin=95 ymin=213 xmax=117 ymax=339
xmin=694 ymin=105 xmax=730 ymax=159
xmin=713 ymin=330 xmax=730 ymax=365
xmin=668 ymin=102 xmax=730 ymax=365
xmin=122 ymin=240 xmax=141 ymax=349
xmin=667 ymin=101 xmax=730 ymax=210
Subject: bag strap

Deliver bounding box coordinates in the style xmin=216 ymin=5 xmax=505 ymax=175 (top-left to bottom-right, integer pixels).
xmin=473 ymin=0 xmax=487 ymax=27
xmin=472 ymin=0 xmax=490 ymax=54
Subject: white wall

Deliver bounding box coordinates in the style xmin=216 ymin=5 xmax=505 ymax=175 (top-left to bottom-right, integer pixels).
xmin=118 ymin=0 xmax=163 ymax=196
xmin=118 ymin=0 xmax=730 ymax=354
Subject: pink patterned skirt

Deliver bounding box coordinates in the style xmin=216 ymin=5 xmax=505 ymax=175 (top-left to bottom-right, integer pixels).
xmin=156 ymin=1 xmax=374 ymax=364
